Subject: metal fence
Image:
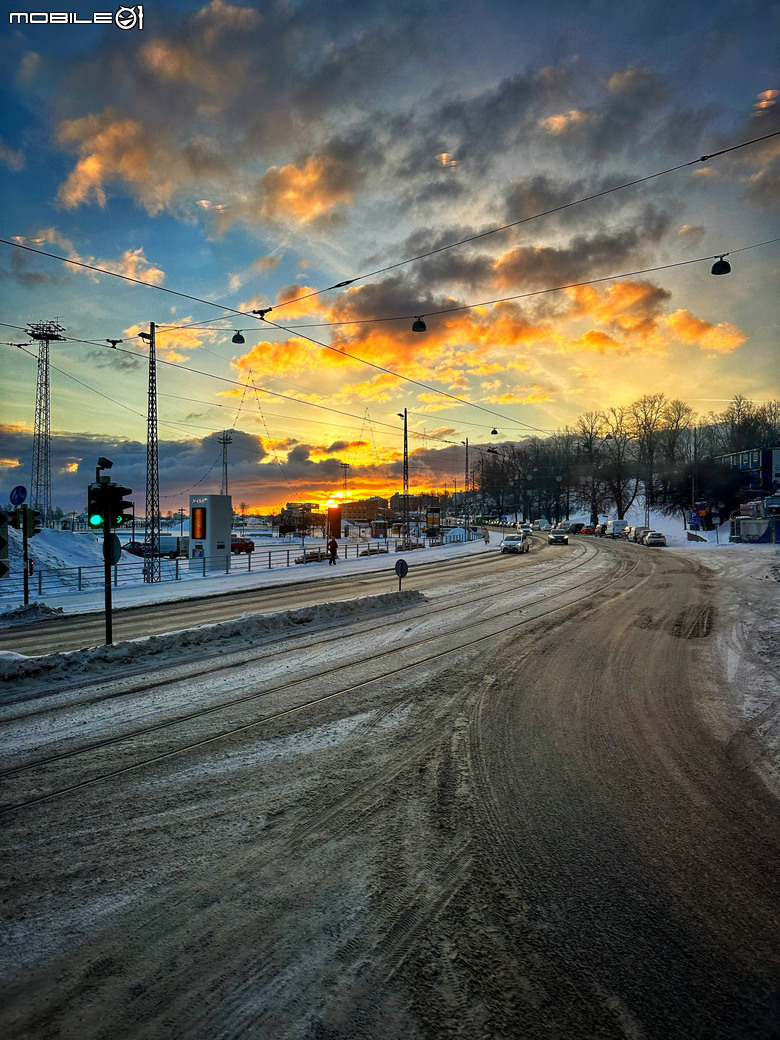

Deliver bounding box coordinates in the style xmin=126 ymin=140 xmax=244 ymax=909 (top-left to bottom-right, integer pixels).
xmin=1 ymin=533 xmax=478 ymax=602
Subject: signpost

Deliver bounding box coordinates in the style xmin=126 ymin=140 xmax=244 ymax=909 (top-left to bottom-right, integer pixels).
xmin=395 ymin=557 xmax=408 ymax=592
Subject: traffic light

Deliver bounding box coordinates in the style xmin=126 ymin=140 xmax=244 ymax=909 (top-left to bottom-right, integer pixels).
xmin=88 ymin=482 xmax=108 ymax=529
xmin=109 ymin=483 xmax=133 ymax=526
xmin=24 ymin=506 xmax=42 ymax=538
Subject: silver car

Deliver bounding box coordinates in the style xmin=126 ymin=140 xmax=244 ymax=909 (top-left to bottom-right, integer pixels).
xmin=500 ymin=534 xmax=530 ymax=554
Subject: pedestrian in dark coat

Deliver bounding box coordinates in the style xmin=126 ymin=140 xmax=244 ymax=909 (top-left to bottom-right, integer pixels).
xmin=327 ymin=537 xmax=338 ymax=565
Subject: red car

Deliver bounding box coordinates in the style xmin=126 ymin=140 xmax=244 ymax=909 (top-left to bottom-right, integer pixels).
xmin=231 ymin=537 xmax=255 ymax=554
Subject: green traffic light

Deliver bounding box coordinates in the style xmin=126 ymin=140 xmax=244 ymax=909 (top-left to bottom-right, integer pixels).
xmin=89 ymin=513 xmax=103 ymax=527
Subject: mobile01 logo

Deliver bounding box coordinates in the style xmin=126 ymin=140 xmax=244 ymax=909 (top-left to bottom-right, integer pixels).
xmin=9 ymin=6 xmax=144 ymax=28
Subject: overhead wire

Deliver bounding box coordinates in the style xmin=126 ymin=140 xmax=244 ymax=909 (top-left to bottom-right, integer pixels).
xmin=1 ymin=127 xmax=777 ymax=432
xmin=2 ymin=128 xmax=778 ymax=443
xmin=237 ymin=130 xmax=780 ymax=312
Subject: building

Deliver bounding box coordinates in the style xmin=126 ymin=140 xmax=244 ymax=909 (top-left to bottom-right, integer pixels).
xmin=280 ymin=502 xmax=326 ymax=534
xmin=389 ymin=493 xmax=439 ymax=516
xmin=341 ymin=497 xmax=389 ymax=524
xmin=716 ymin=448 xmax=780 ymax=498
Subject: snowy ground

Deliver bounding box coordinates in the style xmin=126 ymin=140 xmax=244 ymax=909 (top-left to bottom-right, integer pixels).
xmin=0 ymin=510 xmax=746 ymax=620
xmin=0 ymin=527 xmax=488 ymax=616
xmin=1 ymin=511 xmax=777 ymax=785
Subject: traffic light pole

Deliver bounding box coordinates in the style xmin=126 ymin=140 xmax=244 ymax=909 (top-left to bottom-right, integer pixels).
xmin=100 ymin=482 xmax=113 ymax=644
xmin=22 ymin=519 xmax=29 ymax=607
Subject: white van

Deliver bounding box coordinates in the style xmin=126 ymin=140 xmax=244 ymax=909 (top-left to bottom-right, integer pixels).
xmin=605 ymin=519 xmax=628 ymax=539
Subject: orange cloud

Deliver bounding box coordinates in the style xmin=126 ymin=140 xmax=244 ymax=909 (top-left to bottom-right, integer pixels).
xmin=483 ymin=384 xmax=551 ymax=404
xmin=666 ymin=310 xmax=747 ymax=353
xmin=565 ymin=329 xmax=625 ymax=354
xmin=56 ymin=107 xmax=229 ymax=215
xmin=540 ymin=109 xmax=589 ymax=135
xmin=258 ymin=155 xmax=355 ymax=224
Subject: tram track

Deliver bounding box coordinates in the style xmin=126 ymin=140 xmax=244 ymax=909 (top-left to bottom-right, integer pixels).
xmin=0 ymin=540 xmax=595 ymax=719
xmin=0 ymin=546 xmax=637 ymax=814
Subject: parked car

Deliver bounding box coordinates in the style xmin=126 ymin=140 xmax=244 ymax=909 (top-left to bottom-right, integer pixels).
xmin=500 ymin=534 xmax=530 ymax=554
xmin=580 ymin=526 xmax=595 ymax=535
xmin=605 ymin=519 xmax=629 ymax=539
xmin=567 ymin=522 xmax=584 ymax=535
xmin=643 ymin=531 xmax=667 ymax=547
xmin=123 ymin=541 xmax=155 ymax=558
xmin=231 ymin=537 xmax=255 ymax=554
xmin=548 ymin=530 xmax=569 ymax=545
xmin=632 ymin=526 xmax=652 ymax=544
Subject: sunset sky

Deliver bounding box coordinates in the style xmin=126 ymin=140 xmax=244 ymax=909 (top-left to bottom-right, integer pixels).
xmin=1 ymin=0 xmax=778 ymax=514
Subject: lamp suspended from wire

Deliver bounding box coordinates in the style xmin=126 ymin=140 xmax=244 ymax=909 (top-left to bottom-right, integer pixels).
xmin=491 ymin=427 xmax=498 ymax=435
xmin=711 ymin=256 xmax=731 ymax=275
xmin=232 ymin=330 xmax=245 ymax=344
xmin=411 ymin=316 xmax=427 ymax=332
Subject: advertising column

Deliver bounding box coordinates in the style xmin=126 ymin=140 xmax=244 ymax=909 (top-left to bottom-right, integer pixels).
xmin=189 ymin=494 xmax=232 ymax=571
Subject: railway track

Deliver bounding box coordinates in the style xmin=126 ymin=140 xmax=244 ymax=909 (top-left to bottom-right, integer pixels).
xmin=0 ymin=544 xmax=637 ymax=814
xmin=0 ymin=540 xmax=596 ymax=717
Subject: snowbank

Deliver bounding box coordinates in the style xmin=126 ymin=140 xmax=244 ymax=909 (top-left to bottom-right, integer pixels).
xmin=0 ymin=590 xmax=427 ymax=682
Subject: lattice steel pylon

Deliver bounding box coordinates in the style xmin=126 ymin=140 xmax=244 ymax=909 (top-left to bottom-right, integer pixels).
xmin=140 ymin=322 xmax=161 ymax=582
xmin=27 ymin=320 xmax=65 ymax=524
xmin=218 ymin=431 xmax=232 ymax=496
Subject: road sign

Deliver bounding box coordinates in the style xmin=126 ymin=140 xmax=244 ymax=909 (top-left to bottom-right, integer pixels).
xmin=10 ymin=485 xmax=27 ymax=506
xmin=395 ymin=557 xmax=408 ymax=591
xmin=103 ymin=534 xmax=122 ymax=565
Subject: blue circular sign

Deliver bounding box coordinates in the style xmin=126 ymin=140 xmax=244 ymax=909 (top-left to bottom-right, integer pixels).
xmin=10 ymin=485 xmax=27 ymax=506
xmin=395 ymin=559 xmax=409 ymax=578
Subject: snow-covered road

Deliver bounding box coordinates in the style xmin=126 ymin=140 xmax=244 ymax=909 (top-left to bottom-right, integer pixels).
xmin=1 ymin=537 xmax=779 ymax=1039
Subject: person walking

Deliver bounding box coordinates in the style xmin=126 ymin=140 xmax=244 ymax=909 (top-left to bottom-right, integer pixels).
xmin=327 ymin=537 xmax=338 ymax=565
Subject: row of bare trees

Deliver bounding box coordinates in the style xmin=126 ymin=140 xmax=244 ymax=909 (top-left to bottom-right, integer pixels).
xmin=474 ymin=394 xmax=779 ymax=524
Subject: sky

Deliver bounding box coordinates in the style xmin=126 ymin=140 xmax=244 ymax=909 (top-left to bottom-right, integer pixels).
xmin=1 ymin=0 xmax=778 ymax=515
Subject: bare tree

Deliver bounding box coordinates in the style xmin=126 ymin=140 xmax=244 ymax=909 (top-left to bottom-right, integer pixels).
xmin=575 ymin=411 xmax=611 ymax=525
xmin=599 ymin=407 xmax=640 ymax=519
xmin=630 ymin=393 xmax=667 ymax=525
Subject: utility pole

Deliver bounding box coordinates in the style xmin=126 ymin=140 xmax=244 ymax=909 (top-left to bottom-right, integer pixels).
xmin=27 ymin=320 xmax=65 ymax=525
xmin=340 ymin=461 xmax=350 ymax=503
xmin=462 ymin=438 xmax=470 ymax=533
xmin=397 ymin=409 xmax=410 ymax=548
xmin=139 ymin=323 xmax=161 ymax=581
xmin=219 ymin=430 xmax=232 ymax=496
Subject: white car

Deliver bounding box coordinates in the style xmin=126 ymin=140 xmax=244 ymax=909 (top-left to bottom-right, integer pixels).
xmin=500 ymin=534 xmax=530 ymax=554
xmin=518 ymin=523 xmax=533 ymax=535
xmin=643 ymin=531 xmax=667 ymax=547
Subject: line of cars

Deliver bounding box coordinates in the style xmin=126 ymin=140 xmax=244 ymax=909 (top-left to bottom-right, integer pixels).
xmin=588 ymin=519 xmax=666 ymax=546
xmin=497 ymin=516 xmax=667 ymax=553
